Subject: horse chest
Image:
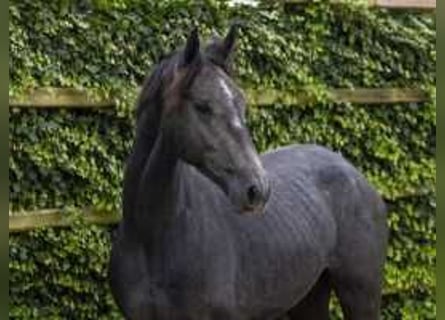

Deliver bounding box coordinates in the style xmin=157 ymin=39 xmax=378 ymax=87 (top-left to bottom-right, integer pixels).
xmin=114 ymin=229 xmax=241 ymax=319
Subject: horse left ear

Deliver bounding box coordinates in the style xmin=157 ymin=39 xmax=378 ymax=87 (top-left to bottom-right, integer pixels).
xmin=181 ymin=27 xmax=201 ymax=67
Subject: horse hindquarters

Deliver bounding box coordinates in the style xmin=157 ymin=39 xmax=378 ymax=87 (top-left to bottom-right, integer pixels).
xmin=261 ymin=145 xmax=388 ymax=320
xmin=287 ymin=171 xmax=387 ymax=320
xmin=329 ymin=171 xmax=388 ymax=320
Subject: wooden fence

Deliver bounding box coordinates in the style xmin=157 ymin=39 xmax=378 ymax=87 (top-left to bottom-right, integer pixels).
xmin=370 ymin=0 xmax=435 ymax=9
xmin=284 ymin=0 xmax=436 ymax=9
xmin=9 ymin=85 xmax=432 ymax=232
xmin=10 ymin=87 xmax=429 ymax=108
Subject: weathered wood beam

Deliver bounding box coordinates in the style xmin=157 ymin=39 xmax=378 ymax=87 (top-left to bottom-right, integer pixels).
xmin=9 ymin=87 xmax=430 ymax=108
xmin=9 ymin=209 xmax=121 ymax=233
xmin=247 ymin=87 xmax=429 ymax=105
xmin=9 ymin=87 xmax=114 ymax=108
xmin=369 ymin=0 xmax=436 ymax=9
xmin=329 ymin=88 xmax=429 ymax=104
xmin=283 ymin=0 xmax=435 ymax=9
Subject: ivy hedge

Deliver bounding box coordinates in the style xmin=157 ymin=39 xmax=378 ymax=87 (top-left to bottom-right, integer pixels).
xmin=9 ymin=0 xmax=436 ymax=319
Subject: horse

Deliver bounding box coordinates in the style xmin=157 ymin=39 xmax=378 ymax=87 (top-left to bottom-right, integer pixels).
xmin=109 ymin=24 xmax=388 ymax=320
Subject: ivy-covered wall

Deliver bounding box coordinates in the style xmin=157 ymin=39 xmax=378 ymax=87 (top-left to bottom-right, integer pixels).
xmin=9 ymin=0 xmax=436 ymax=319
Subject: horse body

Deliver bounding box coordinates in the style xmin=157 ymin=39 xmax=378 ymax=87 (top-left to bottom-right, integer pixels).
xmin=109 ymin=26 xmax=388 ymax=320
xmin=110 ymin=145 xmax=386 ymax=319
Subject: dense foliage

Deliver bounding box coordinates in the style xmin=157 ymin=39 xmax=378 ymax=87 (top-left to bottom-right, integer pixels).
xmin=9 ymin=0 xmax=435 ymax=319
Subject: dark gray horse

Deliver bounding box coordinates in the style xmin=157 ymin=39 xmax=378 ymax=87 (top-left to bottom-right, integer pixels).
xmin=109 ymin=25 xmax=388 ymax=320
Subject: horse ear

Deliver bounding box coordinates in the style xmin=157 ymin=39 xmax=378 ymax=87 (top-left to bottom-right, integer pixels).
xmin=221 ymin=22 xmax=239 ymax=60
xmin=181 ymin=28 xmax=201 ymax=67
xmin=205 ymin=22 xmax=240 ymax=72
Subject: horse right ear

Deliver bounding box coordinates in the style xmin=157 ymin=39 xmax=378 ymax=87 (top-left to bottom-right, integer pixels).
xmin=220 ymin=22 xmax=239 ymax=61
xmin=181 ymin=28 xmax=201 ymax=67
xmin=204 ymin=22 xmax=241 ymax=73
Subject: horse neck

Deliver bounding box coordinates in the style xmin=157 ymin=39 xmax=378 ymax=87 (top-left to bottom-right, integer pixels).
xmin=124 ymin=131 xmax=184 ymax=247
xmin=122 ymin=98 xmax=162 ymax=219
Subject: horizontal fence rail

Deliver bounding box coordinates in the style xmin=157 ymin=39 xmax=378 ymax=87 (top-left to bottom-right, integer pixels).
xmin=9 ymin=209 xmax=121 ymax=233
xmin=9 ymin=87 xmax=430 ymax=108
xmin=370 ymin=0 xmax=436 ymax=9
xmin=9 ymin=88 xmax=115 ymax=108
xmin=283 ymin=0 xmax=436 ymax=9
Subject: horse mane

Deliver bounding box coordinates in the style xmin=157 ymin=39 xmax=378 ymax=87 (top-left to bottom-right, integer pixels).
xmin=122 ymin=52 xmax=184 ymax=222
xmin=136 ymin=52 xmax=176 ymax=119
xmin=131 ymin=50 xmax=182 ymax=160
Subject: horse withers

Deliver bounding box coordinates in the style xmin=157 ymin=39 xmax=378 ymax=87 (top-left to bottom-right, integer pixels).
xmin=109 ymin=25 xmax=388 ymax=320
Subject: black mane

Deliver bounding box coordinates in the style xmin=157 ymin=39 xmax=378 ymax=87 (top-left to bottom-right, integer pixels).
xmin=136 ymin=51 xmax=179 ymax=120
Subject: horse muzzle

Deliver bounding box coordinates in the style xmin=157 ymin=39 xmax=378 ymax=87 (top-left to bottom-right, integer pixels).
xmin=227 ymin=171 xmax=271 ymax=215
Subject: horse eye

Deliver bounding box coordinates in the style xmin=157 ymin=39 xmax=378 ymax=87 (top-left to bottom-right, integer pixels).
xmin=195 ymin=103 xmax=212 ymax=115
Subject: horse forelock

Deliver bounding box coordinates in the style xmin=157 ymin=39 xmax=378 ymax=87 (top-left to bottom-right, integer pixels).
xmin=137 ymin=50 xmax=207 ymax=119
xmin=162 ymin=60 xmax=204 ymax=114
xmin=134 ymin=43 xmax=235 ymax=151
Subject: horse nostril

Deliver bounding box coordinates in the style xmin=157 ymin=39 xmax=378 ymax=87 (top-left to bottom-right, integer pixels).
xmin=247 ymin=185 xmax=260 ymax=205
